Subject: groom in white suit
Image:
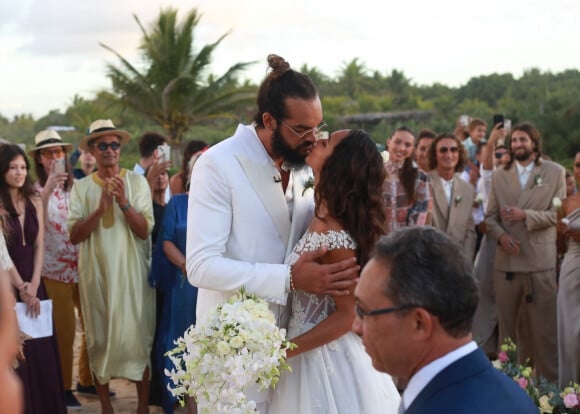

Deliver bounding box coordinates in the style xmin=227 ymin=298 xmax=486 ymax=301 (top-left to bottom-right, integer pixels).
xmin=186 ymin=55 xmax=359 ymax=412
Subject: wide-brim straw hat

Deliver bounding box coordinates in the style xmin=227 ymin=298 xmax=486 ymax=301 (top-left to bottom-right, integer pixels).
xmin=28 ymin=130 xmax=73 ymax=156
xmin=79 ymin=119 xmax=130 ymax=151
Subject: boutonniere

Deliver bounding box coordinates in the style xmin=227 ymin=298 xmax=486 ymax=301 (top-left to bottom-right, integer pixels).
xmin=302 ymin=176 xmax=314 ymax=196
xmin=474 ymin=193 xmax=484 ymax=205
xmin=534 ymin=174 xmax=543 ymax=187
xmin=455 ymin=195 xmax=462 ymax=205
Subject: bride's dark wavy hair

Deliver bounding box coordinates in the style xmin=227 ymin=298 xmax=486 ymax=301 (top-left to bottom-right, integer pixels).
xmin=314 ymin=130 xmax=386 ymax=267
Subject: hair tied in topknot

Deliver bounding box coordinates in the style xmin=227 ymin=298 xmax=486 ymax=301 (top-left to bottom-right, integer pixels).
xmin=267 ymin=54 xmax=291 ymax=79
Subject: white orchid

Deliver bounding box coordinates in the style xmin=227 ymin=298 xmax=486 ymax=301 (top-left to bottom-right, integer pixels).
xmin=165 ymin=289 xmax=294 ymax=413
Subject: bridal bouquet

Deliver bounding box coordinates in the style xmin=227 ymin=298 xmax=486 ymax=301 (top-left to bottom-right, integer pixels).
xmin=165 ymin=289 xmax=294 ymax=413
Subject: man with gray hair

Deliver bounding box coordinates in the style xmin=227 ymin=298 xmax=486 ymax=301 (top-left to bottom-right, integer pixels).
xmin=352 ymin=227 xmax=537 ymax=414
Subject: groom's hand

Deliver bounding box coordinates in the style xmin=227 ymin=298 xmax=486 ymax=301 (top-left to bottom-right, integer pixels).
xmin=291 ymin=247 xmax=359 ymax=296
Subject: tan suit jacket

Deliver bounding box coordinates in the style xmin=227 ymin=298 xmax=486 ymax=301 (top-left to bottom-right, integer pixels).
xmin=429 ymin=171 xmax=476 ymax=261
xmin=486 ymin=160 xmax=565 ymax=272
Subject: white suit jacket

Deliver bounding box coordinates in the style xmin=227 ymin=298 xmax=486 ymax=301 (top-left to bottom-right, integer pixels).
xmin=186 ymin=124 xmax=314 ymax=321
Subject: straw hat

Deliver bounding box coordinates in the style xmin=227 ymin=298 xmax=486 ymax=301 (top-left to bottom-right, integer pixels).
xmin=28 ymin=130 xmax=73 ymax=156
xmin=79 ymin=119 xmax=130 ymax=151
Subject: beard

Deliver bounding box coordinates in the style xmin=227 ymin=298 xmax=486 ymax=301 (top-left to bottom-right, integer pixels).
xmin=271 ymin=125 xmax=308 ymax=167
xmin=513 ymin=148 xmax=533 ymax=162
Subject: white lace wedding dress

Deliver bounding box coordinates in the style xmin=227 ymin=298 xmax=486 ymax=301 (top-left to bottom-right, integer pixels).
xmin=269 ymin=230 xmax=400 ymax=414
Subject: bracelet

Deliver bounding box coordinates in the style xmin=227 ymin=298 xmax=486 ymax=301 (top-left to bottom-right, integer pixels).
xmin=289 ymin=265 xmax=296 ymax=292
xmin=121 ymin=202 xmax=131 ymax=213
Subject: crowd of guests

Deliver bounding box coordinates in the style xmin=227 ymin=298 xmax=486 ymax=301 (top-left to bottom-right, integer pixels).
xmin=0 ymin=71 xmax=579 ymax=413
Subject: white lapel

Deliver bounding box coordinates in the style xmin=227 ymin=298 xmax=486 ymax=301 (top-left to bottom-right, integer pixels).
xmin=235 ymin=155 xmax=291 ymax=248
xmin=285 ymin=167 xmax=315 ymax=258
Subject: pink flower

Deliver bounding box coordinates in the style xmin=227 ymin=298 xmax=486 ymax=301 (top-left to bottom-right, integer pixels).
xmin=498 ymin=351 xmax=509 ymax=363
xmin=563 ymin=393 xmax=579 ymax=408
xmin=517 ymin=377 xmax=528 ymax=389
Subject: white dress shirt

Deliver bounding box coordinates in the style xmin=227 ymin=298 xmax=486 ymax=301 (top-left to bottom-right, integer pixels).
xmin=515 ymin=162 xmax=534 ymax=190
xmin=400 ymin=341 xmax=478 ymax=412
xmin=440 ymin=177 xmax=454 ymax=205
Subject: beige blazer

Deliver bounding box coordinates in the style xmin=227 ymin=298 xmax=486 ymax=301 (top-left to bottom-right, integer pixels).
xmin=429 ymin=170 xmax=476 ymax=261
xmin=485 ymin=159 xmax=565 ymax=272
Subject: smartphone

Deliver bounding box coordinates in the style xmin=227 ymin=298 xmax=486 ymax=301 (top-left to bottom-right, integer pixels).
xmin=493 ymin=114 xmax=504 ymax=128
xmin=504 ymin=118 xmax=512 ymax=131
xmin=157 ymin=144 xmax=171 ymax=163
xmin=54 ymin=158 xmax=66 ymax=174
xmin=459 ymin=114 xmax=469 ymax=127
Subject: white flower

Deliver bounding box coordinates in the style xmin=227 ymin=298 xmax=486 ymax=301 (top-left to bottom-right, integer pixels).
xmin=552 ymin=197 xmax=562 ymax=209
xmin=475 ymin=193 xmax=484 ymax=205
xmin=454 ymin=195 xmax=462 ymax=205
xmin=165 ymin=289 xmax=294 ymax=413
xmin=534 ymin=174 xmax=543 ymax=186
xmin=381 ymin=150 xmax=390 ymax=163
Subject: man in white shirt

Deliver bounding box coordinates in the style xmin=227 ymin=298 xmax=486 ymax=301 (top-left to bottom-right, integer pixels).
xmin=352 ymin=227 xmax=538 ymax=414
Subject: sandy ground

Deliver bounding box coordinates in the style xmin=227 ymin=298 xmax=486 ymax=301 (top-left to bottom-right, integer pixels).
xmin=69 ymin=316 xmax=189 ymax=414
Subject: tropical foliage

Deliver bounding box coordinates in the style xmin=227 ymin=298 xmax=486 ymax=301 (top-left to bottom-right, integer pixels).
xmin=101 ymin=8 xmax=256 ymax=143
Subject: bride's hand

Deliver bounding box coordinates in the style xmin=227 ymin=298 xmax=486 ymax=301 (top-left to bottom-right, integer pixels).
xmin=291 ymin=247 xmax=359 ymax=296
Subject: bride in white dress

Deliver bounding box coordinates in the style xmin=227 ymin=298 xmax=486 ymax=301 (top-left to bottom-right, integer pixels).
xmin=270 ymin=129 xmax=400 ymax=413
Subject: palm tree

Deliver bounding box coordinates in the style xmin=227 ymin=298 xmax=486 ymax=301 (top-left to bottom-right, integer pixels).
xmin=101 ymin=8 xmax=256 ymax=143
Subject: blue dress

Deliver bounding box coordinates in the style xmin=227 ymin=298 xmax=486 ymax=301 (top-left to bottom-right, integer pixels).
xmin=150 ymin=194 xmax=198 ymax=413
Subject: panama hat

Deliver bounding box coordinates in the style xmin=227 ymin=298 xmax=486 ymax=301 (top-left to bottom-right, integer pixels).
xmin=28 ymin=130 xmax=73 ymax=156
xmin=79 ymin=119 xmax=130 ymax=151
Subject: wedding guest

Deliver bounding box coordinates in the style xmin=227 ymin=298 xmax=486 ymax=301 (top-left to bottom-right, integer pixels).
xmin=383 ymin=126 xmax=431 ymax=234
xmin=352 ymin=227 xmax=538 ymax=414
xmin=486 ymin=122 xmax=565 ymax=382
xmin=566 ymin=169 xmax=577 ymax=197
xmin=0 ymin=143 xmax=66 ymax=414
xmin=30 ymin=130 xmax=90 ymax=409
xmin=428 ymin=133 xmax=476 ymax=263
xmin=150 ymin=151 xmax=204 ymax=413
xmin=471 ymin=123 xmax=509 ymax=356
xmin=169 ymin=140 xmax=208 ymax=195
xmin=68 ymin=120 xmax=155 ymax=414
xmin=135 ymin=132 xmax=171 ymax=203
xmin=186 ymin=54 xmax=358 ymax=413
xmin=557 ymin=165 xmax=580 ymax=387
xmin=414 ymin=128 xmax=435 ymax=173
xmin=270 ymin=129 xmax=400 ymax=413
xmin=72 ymin=148 xmax=97 ymax=179
xmin=0 ymin=267 xmax=23 ymax=414
xmin=574 ymin=151 xmax=580 ymax=186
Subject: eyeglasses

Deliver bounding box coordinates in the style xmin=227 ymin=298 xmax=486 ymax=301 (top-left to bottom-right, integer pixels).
xmin=438 ymin=146 xmax=459 ymax=154
xmin=40 ymin=148 xmax=64 ymax=158
xmin=575 ymin=162 xmax=580 ymax=168
xmin=281 ymin=121 xmax=327 ymax=141
xmin=495 ymin=151 xmax=507 ymax=159
xmin=96 ymin=142 xmax=121 ymax=152
xmin=354 ymin=302 xmax=417 ymax=319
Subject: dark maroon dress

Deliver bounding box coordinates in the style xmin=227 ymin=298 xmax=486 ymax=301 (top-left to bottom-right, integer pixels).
xmin=6 ymin=200 xmax=66 ymax=414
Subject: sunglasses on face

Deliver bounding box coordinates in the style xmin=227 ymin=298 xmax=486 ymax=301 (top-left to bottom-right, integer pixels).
xmin=438 ymin=146 xmax=459 ymax=154
xmin=96 ymin=142 xmax=121 ymax=151
xmin=575 ymin=162 xmax=580 ymax=168
xmin=495 ymin=151 xmax=507 ymax=159
xmin=40 ymin=148 xmax=64 ymax=158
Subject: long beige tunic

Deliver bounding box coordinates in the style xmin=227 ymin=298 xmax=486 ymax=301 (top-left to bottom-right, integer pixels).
xmin=68 ymin=170 xmax=155 ymax=383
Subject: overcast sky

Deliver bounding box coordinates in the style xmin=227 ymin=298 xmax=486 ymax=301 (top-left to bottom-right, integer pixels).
xmin=0 ymin=0 xmax=578 ymax=118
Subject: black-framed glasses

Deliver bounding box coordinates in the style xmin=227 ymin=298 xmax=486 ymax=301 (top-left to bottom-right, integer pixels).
xmin=96 ymin=142 xmax=121 ymax=152
xmin=354 ymin=302 xmax=417 ymax=319
xmin=281 ymin=121 xmax=327 ymax=140
xmin=438 ymin=146 xmax=459 ymax=154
